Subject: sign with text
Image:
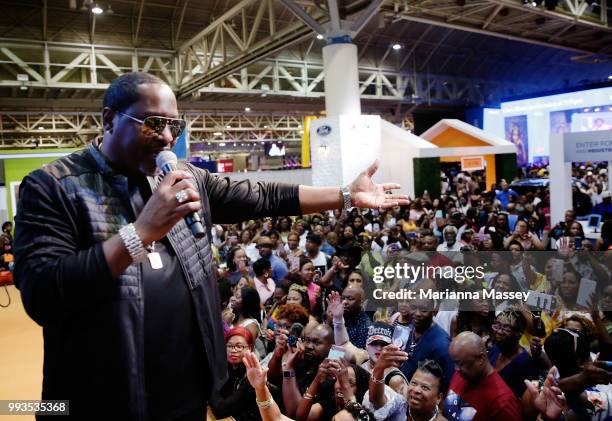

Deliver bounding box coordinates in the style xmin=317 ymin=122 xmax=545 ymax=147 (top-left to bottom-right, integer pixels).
xmin=217 ymin=159 xmax=234 ymax=173
xmin=564 ymin=130 xmax=612 ymax=163
xmin=461 ymin=156 xmax=484 ymax=172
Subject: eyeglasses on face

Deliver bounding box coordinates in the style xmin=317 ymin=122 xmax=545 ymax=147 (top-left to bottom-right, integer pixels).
xmin=116 ymin=111 xmax=186 ymax=139
xmin=492 ymin=322 xmax=514 ymax=335
xmin=226 ymin=343 xmax=248 ymax=352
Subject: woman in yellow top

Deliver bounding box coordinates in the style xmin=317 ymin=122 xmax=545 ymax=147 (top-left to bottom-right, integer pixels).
xmin=398 ymin=208 xmax=418 ymax=233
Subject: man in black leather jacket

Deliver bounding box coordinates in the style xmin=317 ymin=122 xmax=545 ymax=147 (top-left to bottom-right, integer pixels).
xmin=13 ymin=72 xmax=408 ymax=420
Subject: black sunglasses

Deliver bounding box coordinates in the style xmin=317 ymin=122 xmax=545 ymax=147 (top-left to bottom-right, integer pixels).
xmin=117 ymin=111 xmax=186 ymax=139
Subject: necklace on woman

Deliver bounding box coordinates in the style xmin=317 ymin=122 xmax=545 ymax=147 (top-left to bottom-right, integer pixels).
xmin=408 ymin=405 xmax=438 ymax=421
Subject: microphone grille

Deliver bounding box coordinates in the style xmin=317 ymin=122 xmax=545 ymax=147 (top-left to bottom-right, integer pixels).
xmin=156 ymin=150 xmax=178 ymax=169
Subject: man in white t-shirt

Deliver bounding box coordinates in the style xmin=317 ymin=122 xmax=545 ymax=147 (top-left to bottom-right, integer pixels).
xmin=305 ymin=233 xmax=330 ymax=275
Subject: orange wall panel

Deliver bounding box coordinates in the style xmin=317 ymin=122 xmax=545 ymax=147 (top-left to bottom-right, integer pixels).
xmin=428 ymin=127 xmax=489 ymax=148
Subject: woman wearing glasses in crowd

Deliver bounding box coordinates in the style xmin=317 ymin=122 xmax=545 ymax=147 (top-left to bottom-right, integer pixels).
xmin=363 ymin=349 xmax=447 ymax=421
xmin=210 ymin=327 xmax=275 ymax=421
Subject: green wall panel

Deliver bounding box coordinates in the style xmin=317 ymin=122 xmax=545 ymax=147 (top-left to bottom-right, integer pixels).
xmin=495 ymin=153 xmax=518 ymax=185
xmin=414 ymin=157 xmax=441 ymax=198
xmin=3 ymin=149 xmax=79 ymax=221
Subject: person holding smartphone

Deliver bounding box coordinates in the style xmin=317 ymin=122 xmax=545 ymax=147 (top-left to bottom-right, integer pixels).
xmin=279 ymin=324 xmax=335 ymax=418
xmin=295 ymin=357 xmax=371 ymax=421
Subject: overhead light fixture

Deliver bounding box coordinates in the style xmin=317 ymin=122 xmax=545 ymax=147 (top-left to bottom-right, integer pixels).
xmin=244 ymin=107 xmax=251 ymax=112
xmin=219 ymin=142 xmax=226 ymax=146
xmin=316 ymin=34 xmax=324 ymax=40
xmin=207 ymin=142 xmax=212 ymax=145
xmin=392 ymin=43 xmax=402 ymax=50
xmin=213 ymin=131 xmax=222 ymax=136
xmin=91 ymin=4 xmax=104 ymax=14
xmin=233 ymin=143 xmax=237 ymax=146
xmin=38 ymin=126 xmax=45 ymax=130
xmin=106 ymin=4 xmax=114 ymax=14
xmin=19 ymin=85 xmax=27 ymax=91
xmin=261 ymin=83 xmax=270 ymax=97
xmin=226 ymin=125 xmax=231 ymax=129
xmin=608 ymin=75 xmax=612 ymax=80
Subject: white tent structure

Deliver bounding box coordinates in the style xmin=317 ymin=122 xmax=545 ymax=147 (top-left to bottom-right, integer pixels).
xmin=310 ymin=118 xmax=517 ymax=199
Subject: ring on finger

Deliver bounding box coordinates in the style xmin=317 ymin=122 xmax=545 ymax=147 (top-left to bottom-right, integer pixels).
xmin=175 ymin=189 xmax=189 ymax=204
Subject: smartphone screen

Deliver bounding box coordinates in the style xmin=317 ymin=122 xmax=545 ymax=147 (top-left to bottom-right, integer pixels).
xmin=327 ymin=345 xmax=346 ymax=360
xmin=574 ymin=237 xmax=582 ymax=250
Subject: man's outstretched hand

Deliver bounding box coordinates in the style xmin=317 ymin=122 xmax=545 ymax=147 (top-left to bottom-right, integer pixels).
xmin=349 ymin=160 xmax=409 ymax=209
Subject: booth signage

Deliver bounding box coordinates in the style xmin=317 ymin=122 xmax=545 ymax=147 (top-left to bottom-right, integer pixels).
xmin=217 ymin=159 xmax=234 ymax=173
xmin=564 ymin=130 xmax=612 ymax=163
xmin=461 ymin=156 xmax=484 ymax=172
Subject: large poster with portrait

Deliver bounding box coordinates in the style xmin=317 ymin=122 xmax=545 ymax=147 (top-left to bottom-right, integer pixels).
xmin=504 ymin=115 xmax=529 ymax=167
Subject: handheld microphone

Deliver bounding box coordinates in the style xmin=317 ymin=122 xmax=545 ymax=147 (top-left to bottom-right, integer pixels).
xmin=156 ymin=150 xmax=206 ymax=238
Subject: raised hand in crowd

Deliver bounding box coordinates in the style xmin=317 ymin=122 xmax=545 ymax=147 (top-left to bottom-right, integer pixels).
xmin=327 ymin=290 xmax=344 ymax=322
xmin=244 ymin=351 xmax=290 ymax=421
xmin=244 ymin=350 xmax=269 ymax=391
xmin=222 ymin=307 xmax=235 ymax=325
xmin=524 ymin=366 xmax=568 ymax=421
xmin=330 ymin=358 xmax=356 ymax=406
xmin=369 ymin=345 xmax=408 ymax=409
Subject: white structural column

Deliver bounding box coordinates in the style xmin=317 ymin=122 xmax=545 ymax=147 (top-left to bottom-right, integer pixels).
xmin=549 ymin=133 xmax=573 ymax=226
xmin=322 ymin=42 xmax=361 ymax=117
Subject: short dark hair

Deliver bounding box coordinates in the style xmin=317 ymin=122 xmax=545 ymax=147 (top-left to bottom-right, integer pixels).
xmin=417 ymin=359 xmax=445 ymax=392
xmin=103 ymin=72 xmax=167 ymax=112
xmin=253 ymin=258 xmax=272 ymax=276
xmin=507 ymin=240 xmax=524 ymax=251
xmin=240 ymin=287 xmax=262 ymax=323
xmin=545 ymin=328 xmax=589 ymax=377
xmin=306 ymin=233 xmax=322 ymax=245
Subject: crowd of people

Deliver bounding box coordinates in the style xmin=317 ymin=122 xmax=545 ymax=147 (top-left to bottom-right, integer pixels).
xmin=205 ymin=163 xmax=612 ymax=421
